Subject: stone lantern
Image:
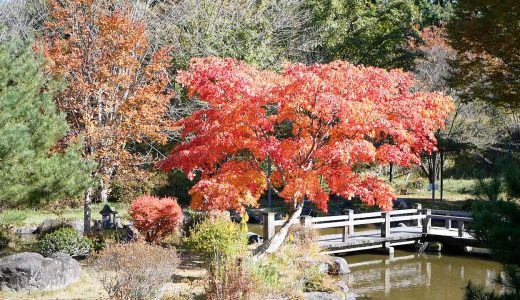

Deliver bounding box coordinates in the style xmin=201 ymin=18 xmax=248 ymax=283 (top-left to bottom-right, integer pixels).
xmin=99 ymin=204 xmax=118 ymax=229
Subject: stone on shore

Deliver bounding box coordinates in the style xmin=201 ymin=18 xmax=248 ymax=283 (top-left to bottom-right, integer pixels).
xmin=0 ymin=252 xmax=80 ymax=291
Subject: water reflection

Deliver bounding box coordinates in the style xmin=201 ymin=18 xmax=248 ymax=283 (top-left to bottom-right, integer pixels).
xmin=342 ymin=250 xmax=502 ymax=300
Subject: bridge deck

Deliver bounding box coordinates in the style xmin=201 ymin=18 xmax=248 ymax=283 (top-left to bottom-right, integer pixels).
xmin=318 ymin=227 xmax=477 ymax=254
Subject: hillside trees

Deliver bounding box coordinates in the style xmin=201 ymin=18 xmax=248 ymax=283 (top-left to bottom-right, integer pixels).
xmin=0 ymin=0 xmax=48 ymax=43
xmin=148 ymin=0 xmax=319 ymax=69
xmin=448 ymin=0 xmax=520 ymax=109
xmin=0 ymin=40 xmax=91 ymax=208
xmin=41 ymin=0 xmax=174 ymax=231
xmin=304 ymin=0 xmax=455 ymax=69
xmin=158 ymin=57 xmax=453 ymax=254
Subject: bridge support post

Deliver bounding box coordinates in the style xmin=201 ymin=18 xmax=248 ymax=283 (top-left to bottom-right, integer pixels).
xmin=301 ymin=215 xmax=312 ymax=228
xmin=446 ymin=218 xmax=452 ymax=230
xmin=422 ymin=209 xmax=431 ymax=234
xmin=413 ymin=204 xmax=422 ymax=227
xmin=342 ymin=209 xmax=354 ymax=242
xmin=381 ymin=212 xmax=391 ymax=237
xmin=458 ymin=221 xmax=464 ymax=237
xmin=263 ymin=212 xmax=275 ymax=240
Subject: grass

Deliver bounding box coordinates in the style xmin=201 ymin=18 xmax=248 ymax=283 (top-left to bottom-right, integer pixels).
xmin=0 ymin=202 xmax=129 ymax=228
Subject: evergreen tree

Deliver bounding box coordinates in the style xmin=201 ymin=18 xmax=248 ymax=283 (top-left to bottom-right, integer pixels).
xmin=0 ymin=41 xmax=92 ymax=208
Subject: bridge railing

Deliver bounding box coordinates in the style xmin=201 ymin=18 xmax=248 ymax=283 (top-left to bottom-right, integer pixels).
xmin=427 ymin=209 xmax=473 ymax=237
xmin=262 ymin=204 xmax=474 ymax=241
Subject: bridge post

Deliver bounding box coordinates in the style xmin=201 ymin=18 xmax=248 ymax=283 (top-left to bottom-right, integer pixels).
xmin=413 ymin=204 xmax=422 ymax=227
xmin=446 ymin=218 xmax=452 ymax=230
xmin=422 ymin=209 xmax=431 ymax=234
xmin=342 ymin=209 xmax=355 ymax=242
xmin=381 ymin=211 xmax=391 ymax=237
xmin=263 ymin=212 xmax=275 ymax=240
xmin=301 ymin=215 xmax=312 ymax=228
xmin=458 ymin=220 xmax=464 ymax=237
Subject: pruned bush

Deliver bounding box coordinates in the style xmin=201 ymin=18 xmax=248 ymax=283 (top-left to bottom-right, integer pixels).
xmin=39 ymin=227 xmax=91 ymax=257
xmin=184 ymin=216 xmax=247 ymax=261
xmin=129 ymin=195 xmax=183 ymax=243
xmin=89 ymin=242 xmax=179 ymax=300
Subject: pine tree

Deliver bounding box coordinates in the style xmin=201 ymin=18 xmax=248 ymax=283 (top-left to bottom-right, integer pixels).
xmin=0 ymin=40 xmax=92 ymax=208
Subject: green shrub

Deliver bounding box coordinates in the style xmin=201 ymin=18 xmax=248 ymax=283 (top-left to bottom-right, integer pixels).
xmin=303 ymin=266 xmax=334 ymax=293
xmin=0 ymin=225 xmax=11 ymax=249
xmin=39 ymin=227 xmax=92 ymax=257
xmin=251 ymin=259 xmax=280 ymax=288
xmin=184 ymin=216 xmax=247 ymax=261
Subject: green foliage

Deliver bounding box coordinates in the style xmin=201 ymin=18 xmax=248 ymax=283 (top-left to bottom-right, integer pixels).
xmin=473 ymin=177 xmax=503 ymax=201
xmin=471 ymin=200 xmax=520 ymax=266
xmin=465 ymin=266 xmax=520 ymax=300
xmin=251 ymin=259 xmax=280 ymax=287
xmin=304 ymin=0 xmax=454 ymax=69
xmin=157 ymin=0 xmax=315 ymax=70
xmin=184 ymin=216 xmax=247 ymax=261
xmin=39 ymin=227 xmax=92 ymax=257
xmin=503 ymin=163 xmax=520 ymax=198
xmin=0 ymin=209 xmax=27 ymax=227
xmin=303 ymin=266 xmax=334 ymax=293
xmin=0 ymin=225 xmax=10 ymax=249
xmin=0 ymin=40 xmax=93 ymax=207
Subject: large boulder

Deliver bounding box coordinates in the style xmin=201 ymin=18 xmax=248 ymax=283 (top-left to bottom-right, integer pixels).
xmin=0 ymin=252 xmax=81 ymax=291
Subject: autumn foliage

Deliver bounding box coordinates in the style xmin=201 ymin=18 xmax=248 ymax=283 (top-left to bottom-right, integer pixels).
xmin=158 ymin=57 xmax=454 ymax=213
xmin=130 ymin=195 xmax=183 ymax=243
xmin=40 ymin=0 xmax=173 ymax=201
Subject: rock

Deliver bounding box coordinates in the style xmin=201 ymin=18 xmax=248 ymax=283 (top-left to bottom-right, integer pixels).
xmin=299 ymin=256 xmax=350 ymax=275
xmin=0 ymin=252 xmax=81 ymax=291
xmin=16 ymin=225 xmax=38 ymax=235
xmin=34 ymin=219 xmax=84 ymax=236
xmin=329 ymin=256 xmax=350 ymax=275
xmin=398 ymin=222 xmax=407 ymax=227
xmin=298 ymin=256 xmax=330 ymax=274
xmin=246 ymin=232 xmax=260 ymax=244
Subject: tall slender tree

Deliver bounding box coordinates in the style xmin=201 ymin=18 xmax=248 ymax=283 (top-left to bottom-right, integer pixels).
xmin=40 ymin=0 xmax=173 ymax=231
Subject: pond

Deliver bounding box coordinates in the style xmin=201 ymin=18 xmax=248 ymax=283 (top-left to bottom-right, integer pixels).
xmin=248 ymin=223 xmax=502 ymax=299
xmin=341 ymin=250 xmax=502 ymax=300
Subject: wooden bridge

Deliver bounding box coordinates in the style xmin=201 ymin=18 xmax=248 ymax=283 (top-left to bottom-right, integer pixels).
xmin=262 ymin=204 xmax=479 ymax=254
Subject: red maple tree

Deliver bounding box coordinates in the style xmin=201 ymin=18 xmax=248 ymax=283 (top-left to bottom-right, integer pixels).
xmin=158 ymin=57 xmax=453 ymax=253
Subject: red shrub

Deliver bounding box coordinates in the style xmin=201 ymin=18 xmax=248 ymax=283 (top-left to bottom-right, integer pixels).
xmin=129 ymin=195 xmax=183 ymax=242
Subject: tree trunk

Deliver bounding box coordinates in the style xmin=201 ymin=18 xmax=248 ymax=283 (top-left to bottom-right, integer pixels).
xmin=84 ymin=187 xmax=93 ymax=233
xmin=253 ymin=202 xmax=304 ymax=259
xmin=440 ymin=150 xmax=444 ymax=202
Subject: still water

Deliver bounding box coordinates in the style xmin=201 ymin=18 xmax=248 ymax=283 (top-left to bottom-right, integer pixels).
xmin=340 ymin=250 xmax=502 ymax=300
xmin=248 ymin=224 xmax=502 ymax=300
